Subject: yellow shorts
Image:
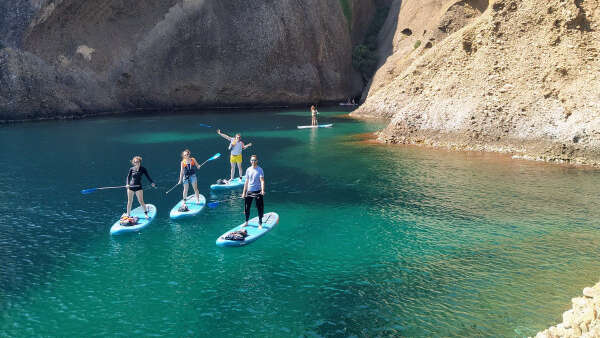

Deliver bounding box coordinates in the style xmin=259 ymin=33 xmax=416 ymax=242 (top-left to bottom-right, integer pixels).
xmin=230 ymin=154 xmax=242 ymax=164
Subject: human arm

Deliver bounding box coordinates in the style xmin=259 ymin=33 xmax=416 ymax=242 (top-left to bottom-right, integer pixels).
xmin=242 ymin=179 xmax=248 ymax=198
xmin=143 ymin=167 xmax=157 ymax=187
xmin=178 ymin=164 xmax=184 ymax=184
xmin=260 ymin=176 xmax=265 ymax=195
xmin=243 ymin=142 xmax=252 ymax=149
xmin=126 ymin=168 xmax=132 ymax=187
xmin=216 ymin=129 xmax=232 ymax=141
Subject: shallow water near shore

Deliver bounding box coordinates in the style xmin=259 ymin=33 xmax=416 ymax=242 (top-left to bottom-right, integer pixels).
xmin=1 ymin=108 xmax=600 ymax=336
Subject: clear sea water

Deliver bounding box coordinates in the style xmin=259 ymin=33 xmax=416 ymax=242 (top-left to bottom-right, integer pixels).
xmin=1 ymin=108 xmax=600 ymax=337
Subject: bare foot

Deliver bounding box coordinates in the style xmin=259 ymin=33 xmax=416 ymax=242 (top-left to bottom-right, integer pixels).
xmin=258 ymin=224 xmax=263 ymax=230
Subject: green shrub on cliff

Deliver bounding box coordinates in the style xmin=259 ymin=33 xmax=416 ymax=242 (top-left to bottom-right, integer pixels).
xmin=352 ymin=6 xmax=390 ymax=82
xmin=353 ymin=44 xmax=378 ymax=79
xmin=339 ymin=0 xmax=352 ymax=29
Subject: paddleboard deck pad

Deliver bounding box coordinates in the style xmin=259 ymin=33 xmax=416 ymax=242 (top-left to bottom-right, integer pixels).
xmin=110 ymin=204 xmax=156 ymax=235
xmin=169 ymin=194 xmax=206 ymax=219
xmin=297 ymin=124 xmax=333 ymax=129
xmin=216 ymin=212 xmax=279 ymax=247
xmin=210 ymin=176 xmax=245 ymax=190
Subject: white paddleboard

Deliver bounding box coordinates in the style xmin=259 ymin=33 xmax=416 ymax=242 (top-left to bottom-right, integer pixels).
xmin=297 ymin=124 xmax=333 ymax=129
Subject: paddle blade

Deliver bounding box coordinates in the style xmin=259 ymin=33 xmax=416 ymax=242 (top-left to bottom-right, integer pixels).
xmin=81 ymin=188 xmax=97 ymax=194
xmin=209 ymin=153 xmax=221 ymax=161
xmin=199 ymin=123 xmax=212 ymax=128
xmin=207 ymin=202 xmax=219 ymax=208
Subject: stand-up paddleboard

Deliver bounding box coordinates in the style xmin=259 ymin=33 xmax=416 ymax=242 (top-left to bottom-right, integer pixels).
xmin=169 ymin=194 xmax=206 ymax=219
xmin=297 ymin=124 xmax=333 ymax=129
xmin=216 ymin=212 xmax=279 ymax=247
xmin=110 ymin=204 xmax=156 ymax=235
xmin=210 ymin=176 xmax=245 ymax=190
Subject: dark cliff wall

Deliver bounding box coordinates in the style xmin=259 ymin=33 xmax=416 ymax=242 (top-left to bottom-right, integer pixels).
xmin=1 ymin=0 xmax=374 ymax=120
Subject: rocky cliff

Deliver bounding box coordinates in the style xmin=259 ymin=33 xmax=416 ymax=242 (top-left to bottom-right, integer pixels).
xmin=536 ymin=282 xmax=600 ymax=337
xmin=354 ymin=0 xmax=600 ymax=165
xmin=1 ymin=0 xmax=374 ymax=120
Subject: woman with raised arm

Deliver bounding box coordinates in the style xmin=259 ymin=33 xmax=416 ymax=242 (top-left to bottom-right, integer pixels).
xmin=216 ymin=129 xmax=252 ymax=182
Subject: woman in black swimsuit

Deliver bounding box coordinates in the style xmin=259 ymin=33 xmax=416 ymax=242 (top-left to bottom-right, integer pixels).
xmin=125 ymin=156 xmax=156 ymax=218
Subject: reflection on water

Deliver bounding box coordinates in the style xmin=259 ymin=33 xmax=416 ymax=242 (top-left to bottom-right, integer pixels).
xmin=0 ymin=109 xmax=599 ymax=336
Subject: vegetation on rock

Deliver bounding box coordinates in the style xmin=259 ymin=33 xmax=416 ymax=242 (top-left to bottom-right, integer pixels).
xmin=352 ymin=5 xmax=390 ymax=82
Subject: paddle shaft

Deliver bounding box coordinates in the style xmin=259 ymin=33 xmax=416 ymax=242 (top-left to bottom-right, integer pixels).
xmin=166 ymin=153 xmax=220 ymax=195
xmin=98 ymin=185 xmax=139 ymax=190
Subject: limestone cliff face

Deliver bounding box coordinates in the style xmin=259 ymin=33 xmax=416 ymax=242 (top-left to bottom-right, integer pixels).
xmin=1 ymin=0 xmax=372 ymax=119
xmin=0 ymin=0 xmax=50 ymax=48
xmin=354 ymin=0 xmax=600 ymax=165
xmin=0 ymin=48 xmax=115 ymax=120
xmin=536 ymin=282 xmax=600 ymax=337
xmin=362 ymin=0 xmax=489 ymax=101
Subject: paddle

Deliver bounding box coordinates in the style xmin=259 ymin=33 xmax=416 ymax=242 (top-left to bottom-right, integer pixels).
xmin=81 ymin=185 xmax=139 ymax=194
xmin=207 ymin=197 xmax=242 ymax=208
xmin=165 ymin=153 xmax=222 ymax=195
xmin=199 ymin=123 xmax=212 ymax=128
xmin=207 ymin=192 xmax=262 ymax=208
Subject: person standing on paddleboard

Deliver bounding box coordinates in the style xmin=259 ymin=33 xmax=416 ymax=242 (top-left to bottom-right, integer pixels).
xmin=242 ymin=155 xmax=265 ymax=229
xmin=311 ymin=105 xmax=318 ymax=126
xmin=125 ymin=156 xmax=156 ymax=218
xmin=177 ymin=149 xmax=202 ymax=210
xmin=216 ymin=130 xmax=252 ymax=182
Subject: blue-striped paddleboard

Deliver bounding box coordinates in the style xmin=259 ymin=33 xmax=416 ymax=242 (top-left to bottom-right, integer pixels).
xmin=216 ymin=212 xmax=279 ymax=247
xmin=210 ymin=176 xmax=245 ymax=190
xmin=110 ymin=204 xmax=156 ymax=235
xmin=169 ymin=194 xmax=206 ymax=219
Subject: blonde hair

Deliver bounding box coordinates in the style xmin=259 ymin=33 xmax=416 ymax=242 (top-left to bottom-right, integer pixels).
xmin=181 ymin=149 xmax=191 ymax=158
xmin=131 ymin=156 xmax=142 ymax=165
xmin=250 ymin=154 xmax=258 ymax=160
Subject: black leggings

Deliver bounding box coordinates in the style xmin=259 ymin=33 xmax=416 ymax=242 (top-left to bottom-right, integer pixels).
xmin=244 ymin=191 xmax=264 ymax=223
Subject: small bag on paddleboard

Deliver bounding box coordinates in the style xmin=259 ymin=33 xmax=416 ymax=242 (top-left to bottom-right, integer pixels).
xmin=224 ymin=229 xmax=248 ymax=241
xmin=178 ymin=205 xmax=189 ymax=212
xmin=119 ymin=216 xmax=139 ymax=226
xmin=216 ymin=178 xmax=228 ymax=185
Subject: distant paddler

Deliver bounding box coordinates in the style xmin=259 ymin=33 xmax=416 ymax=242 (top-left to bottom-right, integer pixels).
xmin=311 ymin=105 xmax=319 ymax=126
xmin=217 ymin=129 xmax=252 ymax=182
xmin=124 ymin=156 xmax=156 ymax=219
xmin=177 ymin=149 xmax=202 ymax=210
xmin=242 ymin=154 xmax=265 ymax=229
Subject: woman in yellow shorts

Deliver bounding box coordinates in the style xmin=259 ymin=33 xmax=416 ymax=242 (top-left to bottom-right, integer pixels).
xmin=217 ymin=129 xmax=252 ymax=182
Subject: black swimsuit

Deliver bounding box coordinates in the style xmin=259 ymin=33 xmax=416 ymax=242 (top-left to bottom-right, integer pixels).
xmin=126 ymin=166 xmax=153 ymax=191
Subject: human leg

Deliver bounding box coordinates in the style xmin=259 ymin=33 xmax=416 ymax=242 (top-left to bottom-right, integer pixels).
xmin=256 ymin=194 xmax=264 ymax=229
xmin=182 ymin=182 xmax=189 ymax=206
xmin=135 ymin=190 xmax=149 ymax=218
xmin=236 ymin=162 xmax=243 ymax=179
xmin=126 ymin=189 xmax=134 ymax=216
xmin=191 ymin=178 xmax=200 ymax=204
xmin=229 ymin=162 xmax=235 ymax=181
xmin=243 ymin=195 xmax=254 ymax=226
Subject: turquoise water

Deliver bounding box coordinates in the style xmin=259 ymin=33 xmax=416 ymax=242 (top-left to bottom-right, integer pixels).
xmin=1 ymin=108 xmax=600 ymax=336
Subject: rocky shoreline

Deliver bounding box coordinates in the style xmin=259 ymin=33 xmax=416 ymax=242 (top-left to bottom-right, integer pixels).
xmin=535 ymin=282 xmax=600 ymax=337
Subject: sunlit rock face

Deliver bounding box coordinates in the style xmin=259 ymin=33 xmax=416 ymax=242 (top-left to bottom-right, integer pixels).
xmin=355 ymin=0 xmax=600 ymax=165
